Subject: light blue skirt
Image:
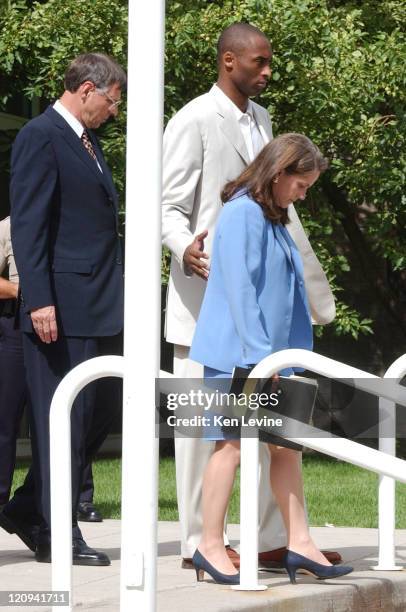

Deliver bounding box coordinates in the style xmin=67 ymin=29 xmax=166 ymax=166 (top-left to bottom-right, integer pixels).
xmin=203 ymin=366 xmax=239 ymax=441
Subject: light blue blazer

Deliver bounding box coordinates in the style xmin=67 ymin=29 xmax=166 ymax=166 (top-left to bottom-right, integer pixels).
xmin=190 ymin=193 xmax=313 ymax=374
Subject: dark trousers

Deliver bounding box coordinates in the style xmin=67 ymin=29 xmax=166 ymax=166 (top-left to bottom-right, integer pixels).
xmin=23 ymin=333 xmax=99 ymax=535
xmin=0 ymin=316 xmax=26 ymax=505
xmin=11 ymin=332 xmax=122 ymax=536
xmin=80 ymin=463 xmax=94 ymax=504
xmin=79 ymin=332 xmax=123 ymax=502
xmin=4 ymin=330 xmax=122 ymax=533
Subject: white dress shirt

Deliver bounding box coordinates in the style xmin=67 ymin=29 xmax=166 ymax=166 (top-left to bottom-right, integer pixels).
xmin=213 ymin=84 xmax=264 ymax=161
xmin=53 ymin=100 xmax=102 ymax=172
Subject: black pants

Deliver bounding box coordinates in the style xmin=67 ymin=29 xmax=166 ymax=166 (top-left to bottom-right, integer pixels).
xmin=0 ymin=316 xmax=26 ymax=505
xmin=9 ymin=332 xmax=122 ymax=536
xmin=80 ymin=463 xmax=94 ymax=504
xmin=78 ymin=333 xmax=123 ymax=503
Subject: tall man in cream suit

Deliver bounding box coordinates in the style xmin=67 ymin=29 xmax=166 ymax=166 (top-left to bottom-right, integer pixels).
xmin=162 ymin=23 xmax=339 ymax=568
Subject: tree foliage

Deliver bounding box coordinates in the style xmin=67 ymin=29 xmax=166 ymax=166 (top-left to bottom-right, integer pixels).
xmin=0 ymin=0 xmax=405 ymax=368
xmin=0 ymin=0 xmax=128 ymax=207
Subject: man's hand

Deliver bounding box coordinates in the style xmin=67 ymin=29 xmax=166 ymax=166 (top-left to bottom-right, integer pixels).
xmin=0 ymin=278 xmax=18 ymax=300
xmin=183 ymin=230 xmax=209 ymax=280
xmin=30 ymin=305 xmax=58 ymax=343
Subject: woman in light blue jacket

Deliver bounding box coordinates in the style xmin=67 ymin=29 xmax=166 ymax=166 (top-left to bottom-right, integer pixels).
xmin=189 ymin=134 xmax=353 ymax=585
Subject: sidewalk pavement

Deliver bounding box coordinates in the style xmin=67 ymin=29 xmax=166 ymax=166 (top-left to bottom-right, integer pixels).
xmin=1 ymin=521 xmax=406 ymax=611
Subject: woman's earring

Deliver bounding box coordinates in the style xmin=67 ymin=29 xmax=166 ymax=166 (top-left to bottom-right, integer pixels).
xmin=273 ymin=177 xmax=279 ymax=184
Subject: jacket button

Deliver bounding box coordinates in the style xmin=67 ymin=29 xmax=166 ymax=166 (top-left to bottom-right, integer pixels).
xmin=116 ymin=258 xmax=122 ymax=264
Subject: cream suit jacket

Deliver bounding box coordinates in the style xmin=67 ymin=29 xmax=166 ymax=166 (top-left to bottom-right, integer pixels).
xmin=162 ymin=85 xmax=335 ymax=346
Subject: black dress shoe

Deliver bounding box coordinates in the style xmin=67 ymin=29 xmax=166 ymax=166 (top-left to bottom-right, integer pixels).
xmin=35 ymin=535 xmax=110 ymax=566
xmin=0 ymin=508 xmax=39 ymax=552
xmin=77 ymin=502 xmax=103 ymax=523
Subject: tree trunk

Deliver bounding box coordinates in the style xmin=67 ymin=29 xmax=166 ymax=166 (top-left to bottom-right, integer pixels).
xmin=322 ymin=176 xmax=406 ymax=336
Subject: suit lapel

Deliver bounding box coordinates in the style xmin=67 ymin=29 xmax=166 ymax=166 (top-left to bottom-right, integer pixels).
xmin=88 ymin=131 xmax=118 ymax=204
xmin=219 ymin=116 xmax=250 ymax=165
xmin=44 ymin=106 xmax=115 ymax=200
xmin=210 ymin=86 xmax=250 ymax=165
xmin=252 ymin=105 xmax=273 ymax=144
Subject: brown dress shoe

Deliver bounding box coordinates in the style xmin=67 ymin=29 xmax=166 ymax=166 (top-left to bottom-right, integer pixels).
xmin=258 ymin=547 xmax=342 ymax=569
xmin=182 ymin=545 xmax=240 ymax=569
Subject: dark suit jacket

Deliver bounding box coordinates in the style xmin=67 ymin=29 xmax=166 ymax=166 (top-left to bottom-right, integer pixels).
xmin=10 ymin=105 xmax=124 ymax=337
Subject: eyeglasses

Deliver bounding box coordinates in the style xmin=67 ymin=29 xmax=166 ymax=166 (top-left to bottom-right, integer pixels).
xmin=95 ymin=88 xmax=122 ymax=110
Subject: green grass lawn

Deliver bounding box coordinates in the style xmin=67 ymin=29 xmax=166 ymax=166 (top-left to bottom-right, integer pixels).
xmin=11 ymin=455 xmax=406 ymax=527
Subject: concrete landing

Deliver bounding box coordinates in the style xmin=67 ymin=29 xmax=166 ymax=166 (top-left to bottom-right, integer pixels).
xmin=1 ymin=521 xmax=406 ymax=611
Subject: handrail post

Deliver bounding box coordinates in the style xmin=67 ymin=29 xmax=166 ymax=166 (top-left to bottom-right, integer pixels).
xmin=232 ymin=437 xmax=267 ymax=591
xmin=119 ymin=0 xmax=164 ymax=610
xmin=373 ymin=355 xmax=406 ymax=571
xmin=50 ymin=356 xmax=125 ymax=612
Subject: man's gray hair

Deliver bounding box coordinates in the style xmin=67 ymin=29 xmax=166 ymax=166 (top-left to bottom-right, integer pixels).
xmin=64 ymin=53 xmax=126 ymax=92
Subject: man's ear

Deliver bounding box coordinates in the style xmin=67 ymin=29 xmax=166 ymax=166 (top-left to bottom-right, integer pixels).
xmin=223 ymin=51 xmax=235 ymax=72
xmin=79 ymin=81 xmax=95 ymax=100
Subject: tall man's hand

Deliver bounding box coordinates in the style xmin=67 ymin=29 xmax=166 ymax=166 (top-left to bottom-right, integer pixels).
xmin=30 ymin=305 xmax=58 ymax=343
xmin=183 ymin=230 xmax=209 ymax=280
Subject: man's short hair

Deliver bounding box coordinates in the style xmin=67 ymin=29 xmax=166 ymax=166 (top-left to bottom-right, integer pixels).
xmin=64 ymin=53 xmax=127 ymax=93
xmin=217 ymin=22 xmax=269 ymax=64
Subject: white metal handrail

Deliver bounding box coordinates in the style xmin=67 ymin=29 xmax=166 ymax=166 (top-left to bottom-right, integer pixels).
xmin=373 ymin=355 xmax=406 ymax=571
xmin=50 ymin=356 xmax=124 ymax=612
xmin=49 ymin=349 xmax=406 ymax=607
xmin=50 ymin=354 xmax=160 ymax=612
xmin=232 ymin=349 xmax=406 ymax=591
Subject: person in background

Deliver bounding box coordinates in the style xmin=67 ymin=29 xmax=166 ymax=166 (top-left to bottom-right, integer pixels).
xmin=162 ymin=22 xmax=340 ymax=570
xmin=0 ymin=216 xmax=25 ymax=513
xmin=190 ymin=134 xmax=353 ymax=585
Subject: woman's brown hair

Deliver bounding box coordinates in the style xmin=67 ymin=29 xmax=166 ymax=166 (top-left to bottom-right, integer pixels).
xmin=221 ymin=133 xmax=328 ymax=224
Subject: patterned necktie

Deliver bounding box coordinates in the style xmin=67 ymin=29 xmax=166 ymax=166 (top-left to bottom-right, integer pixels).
xmin=81 ymin=130 xmax=97 ymax=161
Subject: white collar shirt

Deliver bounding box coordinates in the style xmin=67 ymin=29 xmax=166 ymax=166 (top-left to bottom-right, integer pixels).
xmin=53 ymin=100 xmax=102 ymax=172
xmin=213 ymin=84 xmax=264 ymax=162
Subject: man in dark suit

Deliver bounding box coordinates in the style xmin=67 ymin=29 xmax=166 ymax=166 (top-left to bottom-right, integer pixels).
xmin=0 ymin=215 xmax=113 ymax=525
xmin=1 ymin=53 xmax=125 ymax=565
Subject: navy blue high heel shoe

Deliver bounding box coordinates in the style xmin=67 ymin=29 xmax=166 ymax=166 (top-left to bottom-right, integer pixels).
xmin=192 ymin=549 xmax=240 ymax=585
xmin=283 ymin=550 xmax=353 ymax=584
